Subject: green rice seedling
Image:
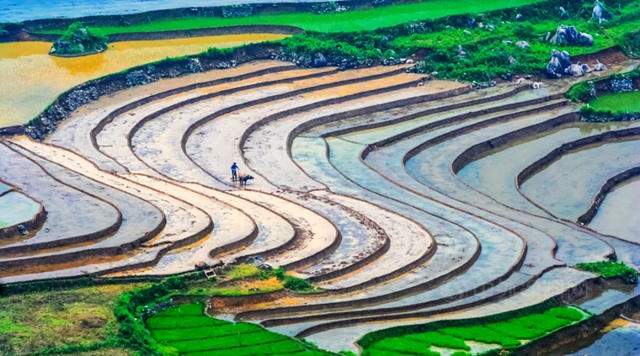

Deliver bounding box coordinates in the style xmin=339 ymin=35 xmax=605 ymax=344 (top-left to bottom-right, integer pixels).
xmin=367 ymin=345 xmax=440 ymax=356
xmin=368 ymin=337 xmax=432 ymax=354
xmin=150 ymin=322 xmax=263 ymax=343
xmin=151 ymin=303 xmax=204 ymax=318
xmin=542 ymin=307 xmax=585 ymax=321
xmin=145 ymin=315 xmax=229 ymax=330
xmin=438 ymin=326 xmax=520 ymax=348
xmin=588 ymin=92 xmax=640 ymax=114
xmin=485 ymin=321 xmax=547 ymax=340
xmin=406 ymin=331 xmax=470 ymax=350
xmin=184 ymin=339 xmax=307 ymax=356
xmin=513 ymin=314 xmax=572 ymax=331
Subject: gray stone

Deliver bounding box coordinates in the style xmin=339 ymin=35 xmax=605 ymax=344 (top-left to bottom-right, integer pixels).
xmin=186 ymin=57 xmax=203 ymax=73
xmin=565 ymin=63 xmax=585 ymax=77
xmin=593 ymin=59 xmax=607 ymax=71
xmin=312 ymin=52 xmax=328 ymax=67
xmin=592 ymin=0 xmax=612 ymax=23
xmin=516 ymin=40 xmax=530 ymax=50
xmin=125 ymin=70 xmax=157 ymax=87
xmin=551 ymin=25 xmax=593 ymax=47
xmin=546 ymin=49 xmax=572 ymax=78
xmin=578 ymin=32 xmax=594 ymax=46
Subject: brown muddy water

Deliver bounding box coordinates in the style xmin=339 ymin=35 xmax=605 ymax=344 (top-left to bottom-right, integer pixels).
xmin=0 ymin=33 xmax=289 ymax=127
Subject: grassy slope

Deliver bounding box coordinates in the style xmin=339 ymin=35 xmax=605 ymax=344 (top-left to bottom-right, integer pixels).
xmin=0 ymin=283 xmax=144 ymax=356
xmin=40 ymin=0 xmax=545 ymax=35
xmin=589 ymin=91 xmax=640 ymax=113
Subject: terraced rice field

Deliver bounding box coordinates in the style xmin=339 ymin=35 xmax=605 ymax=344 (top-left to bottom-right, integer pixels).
xmin=1 ymin=58 xmax=640 ymax=353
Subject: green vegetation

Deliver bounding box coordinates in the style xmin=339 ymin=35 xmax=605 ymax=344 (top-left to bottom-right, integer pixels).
xmin=50 ymin=21 xmax=108 ymax=56
xmin=0 ymin=262 xmax=321 ymax=355
xmin=224 ymin=263 xmax=261 ymax=280
xmin=0 ymin=283 xmax=144 ymax=356
xmin=360 ymin=306 xmax=588 ymax=355
xmin=588 ymin=91 xmax=640 ymax=113
xmin=38 ymin=0 xmax=545 ymax=35
xmin=146 ymin=303 xmax=336 ymax=356
xmin=576 ymin=260 xmax=639 ymax=284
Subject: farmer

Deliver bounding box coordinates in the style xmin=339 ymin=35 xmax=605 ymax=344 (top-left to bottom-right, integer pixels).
xmin=230 ymin=162 xmax=239 ymax=181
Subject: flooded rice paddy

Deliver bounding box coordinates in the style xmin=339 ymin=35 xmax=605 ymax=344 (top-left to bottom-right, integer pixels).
xmin=0 ymin=33 xmax=289 ymax=127
xmin=0 ymin=191 xmax=41 ymax=228
xmin=520 ymin=139 xmax=640 ymax=221
xmin=566 ymin=319 xmax=640 ymax=356
xmin=457 ymin=120 xmax=640 ymax=215
xmin=588 ymin=177 xmax=640 ymax=243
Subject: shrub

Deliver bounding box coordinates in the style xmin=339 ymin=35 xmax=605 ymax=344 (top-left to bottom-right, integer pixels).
xmin=575 ymin=261 xmax=639 ymax=284
xmin=283 ymin=276 xmax=314 ymax=291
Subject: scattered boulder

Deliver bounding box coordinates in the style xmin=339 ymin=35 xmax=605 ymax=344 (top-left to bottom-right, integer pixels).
xmin=593 ymin=59 xmax=607 ymax=71
xmin=559 ymin=6 xmax=569 ymax=19
xmin=457 ymin=45 xmax=467 ymax=59
xmin=516 ymin=40 xmax=530 ymax=50
xmin=546 ymin=49 xmax=572 ymax=78
xmin=550 ymin=25 xmax=594 ymax=46
xmin=592 ymin=0 xmax=613 ymax=23
xmin=515 ymin=13 xmax=524 ymax=22
xmin=17 ymin=224 xmax=28 ymax=235
xmin=565 ymin=63 xmax=585 ymax=77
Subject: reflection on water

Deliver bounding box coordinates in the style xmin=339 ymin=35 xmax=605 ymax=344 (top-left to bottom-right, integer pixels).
xmin=589 ymin=176 xmax=640 ymax=244
xmin=50 ymin=50 xmax=108 ymax=74
xmin=0 ymin=33 xmax=288 ymax=127
xmin=565 ymin=319 xmax=640 ymax=356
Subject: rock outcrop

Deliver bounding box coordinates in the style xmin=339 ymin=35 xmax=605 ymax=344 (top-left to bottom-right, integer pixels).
xmin=550 ymin=25 xmax=593 ymax=47
xmin=592 ymin=0 xmax=613 ymax=23
xmin=49 ymin=22 xmax=108 ymax=56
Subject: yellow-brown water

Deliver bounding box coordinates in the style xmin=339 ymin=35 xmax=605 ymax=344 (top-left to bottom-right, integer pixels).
xmin=0 ymin=33 xmax=289 ymax=127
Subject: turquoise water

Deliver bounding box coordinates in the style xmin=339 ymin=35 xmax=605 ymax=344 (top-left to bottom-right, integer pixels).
xmin=1 ymin=0 xmax=324 ymax=23
xmin=0 ymin=182 xmax=10 ymax=195
xmin=0 ymin=191 xmax=41 ymax=228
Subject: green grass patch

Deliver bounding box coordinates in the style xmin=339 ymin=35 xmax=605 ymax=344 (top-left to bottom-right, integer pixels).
xmin=37 ymin=0 xmax=545 ymax=35
xmin=224 ymin=263 xmax=261 ymax=280
xmin=575 ymin=260 xmax=639 ymax=283
xmin=588 ymin=91 xmax=640 ymax=113
xmin=0 ymin=283 xmax=144 ymax=356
